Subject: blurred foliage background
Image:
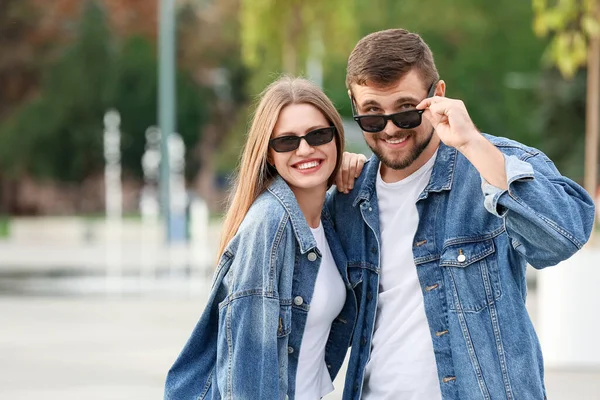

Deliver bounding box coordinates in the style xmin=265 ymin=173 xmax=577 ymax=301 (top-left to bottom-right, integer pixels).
xmin=0 ymin=0 xmax=596 ymax=215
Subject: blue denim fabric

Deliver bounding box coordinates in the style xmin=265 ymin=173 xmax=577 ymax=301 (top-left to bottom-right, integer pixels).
xmin=165 ymin=176 xmax=357 ymax=400
xmin=327 ymin=134 xmax=595 ymax=400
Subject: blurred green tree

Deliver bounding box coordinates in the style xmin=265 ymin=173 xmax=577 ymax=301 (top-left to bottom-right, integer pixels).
xmin=239 ymin=0 xmax=358 ymax=92
xmin=532 ymin=0 xmax=599 ymax=207
xmin=0 ymin=1 xmax=210 ymax=183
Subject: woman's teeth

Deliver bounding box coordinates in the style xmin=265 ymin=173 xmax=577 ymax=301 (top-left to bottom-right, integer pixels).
xmin=296 ymin=160 xmax=320 ymax=170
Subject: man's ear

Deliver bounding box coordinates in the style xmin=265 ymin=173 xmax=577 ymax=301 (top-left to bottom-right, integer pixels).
xmin=347 ymin=89 xmax=352 ymax=99
xmin=435 ymin=80 xmax=446 ymax=97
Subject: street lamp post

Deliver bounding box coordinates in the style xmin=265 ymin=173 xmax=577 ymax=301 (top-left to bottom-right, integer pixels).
xmin=159 ymin=0 xmax=176 ymax=242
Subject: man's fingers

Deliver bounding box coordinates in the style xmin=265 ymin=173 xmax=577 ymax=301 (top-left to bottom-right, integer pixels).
xmin=416 ymin=95 xmax=445 ymax=110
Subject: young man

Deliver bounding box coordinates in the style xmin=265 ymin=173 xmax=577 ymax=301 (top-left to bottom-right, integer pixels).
xmin=328 ymin=29 xmax=596 ymax=400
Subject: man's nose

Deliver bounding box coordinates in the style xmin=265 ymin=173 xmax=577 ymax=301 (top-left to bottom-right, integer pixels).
xmin=382 ymin=118 xmax=401 ymax=135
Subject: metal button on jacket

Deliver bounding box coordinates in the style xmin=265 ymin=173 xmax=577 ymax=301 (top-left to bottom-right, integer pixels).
xmin=307 ymin=252 xmax=317 ymax=262
xmin=294 ymin=296 xmax=304 ymax=306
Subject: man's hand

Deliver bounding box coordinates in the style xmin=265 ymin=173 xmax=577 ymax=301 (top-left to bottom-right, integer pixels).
xmin=417 ymin=96 xmax=480 ymax=151
xmin=417 ymin=96 xmax=508 ymax=189
xmin=335 ymin=151 xmax=367 ymax=194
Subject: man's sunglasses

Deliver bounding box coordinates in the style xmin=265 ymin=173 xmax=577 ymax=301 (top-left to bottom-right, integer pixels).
xmin=269 ymin=126 xmax=336 ymax=153
xmin=351 ymin=82 xmax=437 ymax=133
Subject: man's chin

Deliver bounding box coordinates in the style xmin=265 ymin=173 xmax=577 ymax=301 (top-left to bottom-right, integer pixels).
xmin=371 ymin=148 xmax=413 ymax=170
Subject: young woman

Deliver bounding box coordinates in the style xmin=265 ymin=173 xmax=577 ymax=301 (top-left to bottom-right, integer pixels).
xmin=164 ymin=76 xmax=358 ymax=400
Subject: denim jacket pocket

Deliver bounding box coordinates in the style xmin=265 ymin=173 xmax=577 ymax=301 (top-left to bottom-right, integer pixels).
xmin=440 ymin=239 xmax=502 ymax=313
xmin=277 ymin=304 xmax=292 ymax=337
xmin=197 ymin=366 xmax=216 ymax=400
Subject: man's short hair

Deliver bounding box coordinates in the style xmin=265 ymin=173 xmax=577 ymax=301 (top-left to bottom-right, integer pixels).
xmin=346 ymin=29 xmax=439 ymax=92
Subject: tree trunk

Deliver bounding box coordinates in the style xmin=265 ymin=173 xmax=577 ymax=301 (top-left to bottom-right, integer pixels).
xmin=585 ymin=34 xmax=600 ymax=240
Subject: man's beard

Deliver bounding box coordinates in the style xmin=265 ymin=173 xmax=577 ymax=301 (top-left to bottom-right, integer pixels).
xmin=368 ymin=128 xmax=434 ymax=170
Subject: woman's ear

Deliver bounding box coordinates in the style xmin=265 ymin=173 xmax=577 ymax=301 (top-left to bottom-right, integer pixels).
xmin=266 ymin=154 xmax=275 ymax=168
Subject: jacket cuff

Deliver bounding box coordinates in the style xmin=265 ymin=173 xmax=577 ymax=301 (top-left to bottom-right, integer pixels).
xmin=482 ymin=155 xmax=535 ymax=217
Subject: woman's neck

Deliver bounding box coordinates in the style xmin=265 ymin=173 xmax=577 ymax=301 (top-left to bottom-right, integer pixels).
xmin=291 ymin=185 xmax=326 ymax=228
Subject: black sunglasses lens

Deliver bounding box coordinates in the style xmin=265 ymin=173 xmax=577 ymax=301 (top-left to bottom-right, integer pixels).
xmin=270 ymin=136 xmax=300 ymax=152
xmin=357 ymin=116 xmax=386 ymax=132
xmin=305 ymin=127 xmax=335 ymax=146
xmin=391 ymin=110 xmax=422 ymax=129
xmin=270 ymin=127 xmax=335 ymax=152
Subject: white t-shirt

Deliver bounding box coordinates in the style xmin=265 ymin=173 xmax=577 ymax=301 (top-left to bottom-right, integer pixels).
xmin=295 ymin=222 xmax=346 ymax=400
xmin=362 ymin=153 xmax=442 ymax=400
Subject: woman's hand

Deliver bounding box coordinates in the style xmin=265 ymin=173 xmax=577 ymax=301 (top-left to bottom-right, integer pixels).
xmin=335 ymin=152 xmax=367 ymax=194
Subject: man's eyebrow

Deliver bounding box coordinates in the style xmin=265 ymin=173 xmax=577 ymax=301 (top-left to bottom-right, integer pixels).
xmin=394 ymin=96 xmax=421 ymax=105
xmin=358 ymin=99 xmax=381 ymax=109
xmin=359 ymin=96 xmax=421 ymax=110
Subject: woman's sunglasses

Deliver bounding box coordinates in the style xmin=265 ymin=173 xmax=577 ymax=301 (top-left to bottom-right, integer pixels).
xmin=351 ymin=82 xmax=437 ymax=133
xmin=269 ymin=126 xmax=336 ymax=153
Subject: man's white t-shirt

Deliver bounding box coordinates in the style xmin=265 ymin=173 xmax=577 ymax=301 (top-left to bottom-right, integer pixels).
xmin=295 ymin=222 xmax=346 ymax=400
xmin=362 ymin=153 xmax=443 ymax=400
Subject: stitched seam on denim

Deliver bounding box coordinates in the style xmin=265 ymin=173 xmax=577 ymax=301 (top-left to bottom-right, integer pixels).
xmin=443 ymin=227 xmax=505 ymax=247
xmin=414 ymin=254 xmax=440 ymax=265
xmin=198 ymin=367 xmax=213 ymax=400
xmin=440 ymin=239 xmax=496 ymax=268
xmin=508 ymin=173 xmax=534 ymax=185
xmin=445 ymin=148 xmax=457 ymax=191
xmin=357 ymin=204 xmax=380 ymax=400
xmin=211 ymin=251 xmax=234 ymax=290
xmin=268 ymin=214 xmax=289 ymax=294
xmin=277 ymin=305 xmax=291 ymax=337
xmin=492 ymin=142 xmax=539 ymax=158
xmin=353 ymin=158 xmax=378 ymax=207
xmin=483 ymin=259 xmax=514 ymax=399
xmin=440 ymin=246 xmax=494 ymax=267
xmin=449 ymin=268 xmax=492 ymax=400
xmin=508 ymin=191 xmax=583 ymax=249
xmin=348 ymin=261 xmax=377 ymax=270
xmin=268 ymin=186 xmax=315 ymax=253
xmin=219 ymin=290 xmax=278 ymax=310
xmin=225 ymin=304 xmax=233 ymax=399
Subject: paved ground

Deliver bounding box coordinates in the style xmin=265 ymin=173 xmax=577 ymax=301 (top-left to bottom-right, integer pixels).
xmin=1 ymin=219 xmax=599 ymax=399
xmin=1 ymin=288 xmax=599 ymax=400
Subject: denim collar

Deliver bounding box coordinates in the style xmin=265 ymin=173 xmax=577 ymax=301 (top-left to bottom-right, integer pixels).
xmin=267 ymin=176 xmax=318 ymax=254
xmin=352 ymin=142 xmax=457 ymax=207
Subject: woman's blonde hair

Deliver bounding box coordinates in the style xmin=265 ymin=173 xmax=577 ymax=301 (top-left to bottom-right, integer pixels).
xmin=216 ymin=76 xmax=345 ymax=259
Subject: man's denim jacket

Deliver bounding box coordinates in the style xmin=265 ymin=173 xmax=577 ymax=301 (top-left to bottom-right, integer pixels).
xmin=165 ymin=176 xmax=357 ymax=400
xmin=327 ymin=135 xmax=595 ymax=400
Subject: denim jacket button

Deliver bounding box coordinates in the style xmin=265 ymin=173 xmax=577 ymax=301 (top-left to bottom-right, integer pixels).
xmin=288 ymin=346 xmax=294 ymax=354
xmin=307 ymin=252 xmax=317 ymax=262
xmin=457 ymin=254 xmax=466 ymax=263
xmin=294 ymin=296 xmax=304 ymax=306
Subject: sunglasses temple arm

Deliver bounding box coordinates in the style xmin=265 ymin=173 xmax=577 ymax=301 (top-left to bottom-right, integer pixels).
xmin=427 ymin=81 xmax=438 ymax=98
xmin=350 ymin=97 xmax=359 ymax=117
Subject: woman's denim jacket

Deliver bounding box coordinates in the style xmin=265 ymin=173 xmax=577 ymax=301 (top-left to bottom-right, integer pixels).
xmin=165 ymin=176 xmax=357 ymax=400
xmin=327 ymin=135 xmax=595 ymax=400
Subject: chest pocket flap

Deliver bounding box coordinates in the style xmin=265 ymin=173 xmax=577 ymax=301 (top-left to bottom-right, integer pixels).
xmin=440 ymin=239 xmax=495 ymax=267
xmin=439 ymin=239 xmax=501 ymax=313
